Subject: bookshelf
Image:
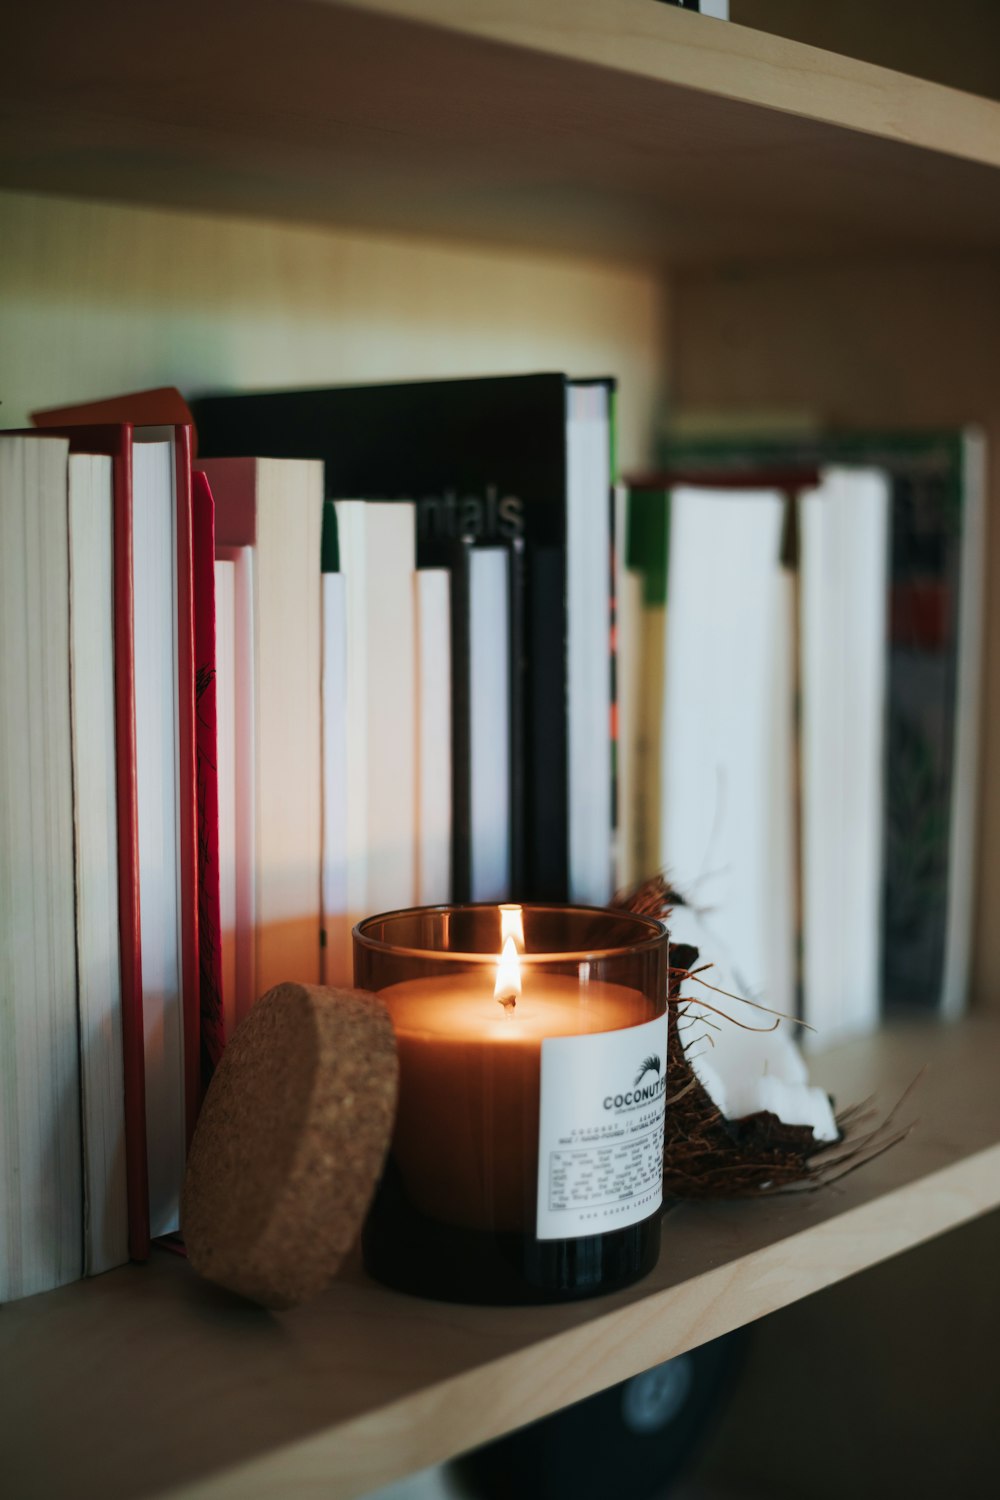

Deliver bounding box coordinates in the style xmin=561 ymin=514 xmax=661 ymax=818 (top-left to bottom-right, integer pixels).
xmin=2 ymin=1016 xmax=998 ymax=1500
xmin=4 ymin=0 xmax=1000 ymax=263
xmin=2 ymin=2 xmax=1000 ymax=1495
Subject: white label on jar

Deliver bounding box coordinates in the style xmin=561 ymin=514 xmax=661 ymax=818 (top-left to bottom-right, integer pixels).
xmin=536 ymin=1013 xmax=667 ymax=1240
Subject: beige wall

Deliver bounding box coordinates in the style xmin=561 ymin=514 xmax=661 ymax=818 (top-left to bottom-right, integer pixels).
xmin=0 ymin=189 xmax=668 ymax=472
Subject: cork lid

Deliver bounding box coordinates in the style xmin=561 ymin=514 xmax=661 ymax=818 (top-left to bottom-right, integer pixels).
xmin=182 ymin=983 xmax=398 ymax=1309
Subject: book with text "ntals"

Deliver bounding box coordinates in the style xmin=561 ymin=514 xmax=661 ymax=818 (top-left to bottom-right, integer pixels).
xmin=193 ymin=373 xmax=616 ymax=906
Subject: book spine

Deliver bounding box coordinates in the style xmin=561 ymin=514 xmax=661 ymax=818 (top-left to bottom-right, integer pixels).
xmin=527 ymin=546 xmax=569 ymax=900
xmin=508 ymin=535 xmax=527 ymax=896
xmin=173 ymin=428 xmax=201 ymax=1147
xmin=111 ymin=436 xmax=150 ymax=1261
xmin=415 ymin=569 xmax=453 ymax=905
xmin=469 ymin=548 xmax=512 ymax=902
xmin=450 ymin=537 xmax=473 ymax=902
xmin=192 ymin=471 xmax=225 ymax=1081
xmin=321 ymin=569 xmax=351 ymax=987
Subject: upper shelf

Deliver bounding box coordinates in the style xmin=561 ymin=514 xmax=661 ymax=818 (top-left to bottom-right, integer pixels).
xmin=3 ymin=1015 xmax=999 ymax=1500
xmin=4 ymin=0 xmax=1000 ymax=264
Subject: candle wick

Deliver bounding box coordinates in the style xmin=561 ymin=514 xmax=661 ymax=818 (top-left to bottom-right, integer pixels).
xmin=497 ymin=992 xmax=517 ymax=1014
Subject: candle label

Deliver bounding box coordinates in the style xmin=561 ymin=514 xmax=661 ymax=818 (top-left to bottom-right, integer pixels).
xmin=536 ymin=1013 xmax=667 ymax=1240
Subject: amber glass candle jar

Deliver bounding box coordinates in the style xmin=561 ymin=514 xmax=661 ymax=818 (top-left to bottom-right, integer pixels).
xmin=354 ymin=903 xmax=669 ymax=1304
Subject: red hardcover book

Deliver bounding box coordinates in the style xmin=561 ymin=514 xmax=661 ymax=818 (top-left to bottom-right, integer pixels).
xmin=25 ymin=421 xmax=151 ymax=1260
xmin=192 ymin=470 xmax=226 ymax=1080
xmin=34 ymin=386 xmax=195 ymax=434
xmin=171 ymin=427 xmax=201 ymax=1149
xmin=34 ymin=414 xmax=202 ymax=1244
xmin=38 ymin=401 xmax=202 ymax=1154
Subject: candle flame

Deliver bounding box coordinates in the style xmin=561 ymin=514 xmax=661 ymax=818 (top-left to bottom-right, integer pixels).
xmin=494 ymin=934 xmax=521 ymax=1012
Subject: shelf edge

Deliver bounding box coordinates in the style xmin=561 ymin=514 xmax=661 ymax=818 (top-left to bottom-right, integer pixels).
xmin=166 ymin=1141 xmax=1000 ymax=1500
xmin=340 ymin=0 xmax=1000 ymax=170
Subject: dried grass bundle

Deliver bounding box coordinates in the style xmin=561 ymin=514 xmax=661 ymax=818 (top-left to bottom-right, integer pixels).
xmin=615 ymin=875 xmax=914 ymax=1198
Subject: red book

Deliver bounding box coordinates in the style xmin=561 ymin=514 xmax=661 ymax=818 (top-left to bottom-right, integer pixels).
xmin=172 ymin=427 xmax=201 ymax=1150
xmin=37 ymin=398 xmax=202 ymax=1155
xmin=34 ymin=386 xmax=195 ymax=434
xmin=192 ymin=471 xmax=226 ymax=1079
xmin=25 ymin=422 xmax=150 ymax=1259
xmin=33 ymin=413 xmax=202 ymax=1247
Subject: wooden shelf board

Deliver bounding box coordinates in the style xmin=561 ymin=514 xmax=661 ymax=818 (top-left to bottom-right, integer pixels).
xmin=3 ymin=1015 xmax=999 ymax=1500
xmin=4 ymin=1 xmax=1000 ymax=263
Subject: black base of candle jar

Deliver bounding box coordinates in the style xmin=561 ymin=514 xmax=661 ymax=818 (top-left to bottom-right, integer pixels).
xmin=362 ymin=1163 xmax=662 ymax=1305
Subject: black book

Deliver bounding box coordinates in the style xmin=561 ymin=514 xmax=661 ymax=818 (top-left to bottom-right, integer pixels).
xmin=193 ymin=373 xmax=615 ymax=904
xmin=449 ymin=534 xmax=473 ymax=903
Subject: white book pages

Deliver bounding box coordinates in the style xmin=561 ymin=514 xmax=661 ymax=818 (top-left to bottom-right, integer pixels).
xmin=800 ymin=468 xmax=889 ymax=1046
xmin=132 ymin=439 xmax=185 ymax=1239
xmin=661 ymin=487 xmax=795 ymax=1020
xmin=336 ymin=500 xmax=418 ymax=921
xmin=942 ymin=429 xmax=987 ymax=1017
xmin=214 ymin=557 xmax=238 ymax=1043
xmin=68 ymin=452 xmax=128 ymax=1275
xmin=616 ymin=565 xmax=644 ymax=893
xmin=321 ymin=571 xmax=351 ymax=987
xmin=567 ymin=383 xmax=613 ymax=906
xmin=0 ymin=435 xmax=82 ymax=1301
xmin=469 ymin=547 xmax=511 ymax=902
xmin=337 ymin=502 xmax=371 ymax=930
xmin=614 ymin=481 xmax=641 ymax=891
xmin=636 ymin=600 xmax=667 ymax=884
xmin=254 ymin=461 xmax=323 ymax=1000
xmin=216 ymin=545 xmax=257 ymax=1028
xmin=416 ymin=569 xmax=453 ymax=906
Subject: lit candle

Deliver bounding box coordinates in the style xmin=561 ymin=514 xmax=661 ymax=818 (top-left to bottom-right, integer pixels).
xmin=355 ymin=903 xmax=670 ymax=1304
xmin=384 ymin=957 xmax=654 ymax=1232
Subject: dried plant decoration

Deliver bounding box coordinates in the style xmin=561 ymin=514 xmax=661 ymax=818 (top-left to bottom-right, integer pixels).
xmin=614 ymin=875 xmax=915 ymax=1198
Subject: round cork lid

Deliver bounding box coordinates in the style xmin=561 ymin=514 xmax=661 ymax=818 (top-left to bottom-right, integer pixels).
xmin=182 ymin=983 xmax=398 ymax=1309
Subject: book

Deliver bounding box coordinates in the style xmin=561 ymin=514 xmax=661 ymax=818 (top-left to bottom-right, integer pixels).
xmin=656 ymin=1 xmax=728 ymax=14
xmin=35 ymin=400 xmax=202 ymax=1146
xmin=448 ymin=536 xmax=514 ymax=902
xmin=799 ymin=467 xmax=890 ymax=1045
xmin=468 ymin=547 xmax=512 ymax=902
xmin=334 ymin=499 xmax=419 ymax=927
xmin=566 ymin=381 xmax=614 ymax=906
xmin=415 ymin=568 xmax=453 ymax=905
xmin=21 ymin=422 xmax=151 ymax=1258
xmin=31 ymin=416 xmax=201 ymax=1246
xmin=622 ymin=485 xmax=671 ymax=889
xmin=627 ymin=460 xmax=887 ymax=1043
xmin=214 ymin=544 xmax=256 ymax=1031
xmin=67 ymin=450 xmax=128 ymax=1276
xmin=879 ymin=433 xmax=986 ymax=1016
xmin=660 ymin=484 xmax=797 ymax=1021
xmin=663 ymin=428 xmax=986 ymax=1019
xmin=132 ymin=434 xmax=191 ymax=1237
xmin=34 ymin=398 xmax=202 ymax=1120
xmin=192 ymin=372 xmax=616 ymax=904
xmin=613 ymin=484 xmax=643 ymax=891
xmin=0 ymin=435 xmax=83 ymax=1301
xmin=214 ymin=554 xmax=239 ymax=1043
xmin=33 ymin=386 xmax=194 ymax=431
xmin=320 ymin=503 xmax=350 ymax=987
xmin=201 ymin=457 xmax=324 ymax=1005
xmin=192 ymin=471 xmax=225 ymax=1078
